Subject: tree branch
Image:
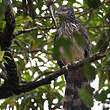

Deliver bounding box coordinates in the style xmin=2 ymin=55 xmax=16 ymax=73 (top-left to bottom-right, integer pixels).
xmin=3 ymin=51 xmax=19 ymax=86
xmin=14 ymin=25 xmax=109 ymax=37
xmin=35 ymin=71 xmax=54 ymax=81
xmin=15 ymin=25 xmax=55 ymax=36
xmin=27 ymin=0 xmax=36 ymax=19
xmin=45 ymin=0 xmax=57 ymax=28
xmin=28 ymin=48 xmax=52 ymax=55
xmin=0 ymin=0 xmax=19 ymax=94
xmin=0 ymin=0 xmax=15 ymax=50
xmin=0 ymin=52 xmax=106 ymax=99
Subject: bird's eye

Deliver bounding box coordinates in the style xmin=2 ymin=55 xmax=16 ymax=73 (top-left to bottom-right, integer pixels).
xmin=62 ymin=9 xmax=68 ymax=13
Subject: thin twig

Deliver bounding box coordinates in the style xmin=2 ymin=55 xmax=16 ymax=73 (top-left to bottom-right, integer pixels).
xmin=28 ymin=49 xmax=52 ymax=55
xmin=49 ymin=5 xmax=57 ymax=28
xmin=15 ymin=25 xmax=55 ymax=36
xmin=45 ymin=0 xmax=57 ymax=28
xmin=15 ymin=25 xmax=109 ymax=37
xmin=14 ymin=40 xmax=52 ymax=55
xmin=36 ymin=15 xmax=51 ymax=19
xmin=77 ymin=8 xmax=93 ymax=18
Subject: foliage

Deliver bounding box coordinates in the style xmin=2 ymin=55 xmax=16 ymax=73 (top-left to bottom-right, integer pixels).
xmin=0 ymin=0 xmax=110 ymax=110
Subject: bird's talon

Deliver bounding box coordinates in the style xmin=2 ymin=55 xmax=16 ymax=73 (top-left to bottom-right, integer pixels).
xmin=63 ymin=63 xmax=71 ymax=70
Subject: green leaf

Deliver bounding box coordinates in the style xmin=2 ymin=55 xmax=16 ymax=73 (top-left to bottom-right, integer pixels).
xmin=98 ymin=71 xmax=106 ymax=89
xmin=83 ymin=0 xmax=101 ymax=9
xmin=85 ymin=85 xmax=95 ymax=95
xmin=95 ymin=89 xmax=110 ymax=102
xmin=83 ymin=63 xmax=97 ymax=80
xmin=0 ymin=51 xmax=5 ymax=61
xmin=67 ymin=0 xmax=76 ymax=7
xmin=20 ymin=96 xmax=31 ymax=110
xmin=105 ymin=8 xmax=110 ymax=24
xmin=73 ymin=32 xmax=87 ymax=49
xmin=2 ymin=58 xmax=8 ymax=64
xmin=56 ymin=0 xmax=63 ymax=5
xmin=53 ymin=38 xmax=73 ymax=60
xmin=23 ymin=69 xmax=34 ymax=81
xmin=79 ymin=87 xmax=94 ymax=107
xmin=96 ymin=32 xmax=109 ymax=53
xmin=0 ymin=17 xmax=6 ymax=32
xmin=0 ymin=1 xmax=6 ymax=18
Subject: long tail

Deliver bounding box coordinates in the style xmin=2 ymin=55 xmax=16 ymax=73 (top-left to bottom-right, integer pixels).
xmin=62 ymin=69 xmax=91 ymax=110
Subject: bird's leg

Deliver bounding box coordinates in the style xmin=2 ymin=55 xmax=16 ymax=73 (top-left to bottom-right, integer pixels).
xmin=62 ymin=60 xmax=80 ymax=71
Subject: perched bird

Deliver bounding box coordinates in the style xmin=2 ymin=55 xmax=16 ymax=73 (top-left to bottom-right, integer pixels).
xmin=54 ymin=5 xmax=91 ymax=110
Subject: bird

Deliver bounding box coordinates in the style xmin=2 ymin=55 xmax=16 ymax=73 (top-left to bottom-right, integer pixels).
xmin=54 ymin=5 xmax=91 ymax=110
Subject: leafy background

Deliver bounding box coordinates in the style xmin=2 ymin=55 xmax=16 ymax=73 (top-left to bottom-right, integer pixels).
xmin=0 ymin=0 xmax=110 ymax=110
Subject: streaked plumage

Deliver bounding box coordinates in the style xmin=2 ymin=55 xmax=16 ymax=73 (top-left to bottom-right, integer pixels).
xmin=54 ymin=5 xmax=90 ymax=110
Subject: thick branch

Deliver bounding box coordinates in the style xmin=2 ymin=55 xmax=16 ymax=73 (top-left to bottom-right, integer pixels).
xmin=0 ymin=0 xmax=15 ymax=50
xmin=0 ymin=0 xmax=19 ymax=92
xmin=3 ymin=51 xmax=19 ymax=86
xmin=0 ymin=52 xmax=106 ymax=99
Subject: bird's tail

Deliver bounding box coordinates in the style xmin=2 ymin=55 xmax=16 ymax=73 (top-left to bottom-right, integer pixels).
xmin=62 ymin=69 xmax=91 ymax=110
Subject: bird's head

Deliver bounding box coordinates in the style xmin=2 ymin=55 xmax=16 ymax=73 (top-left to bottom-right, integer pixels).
xmin=56 ymin=5 xmax=75 ymax=20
